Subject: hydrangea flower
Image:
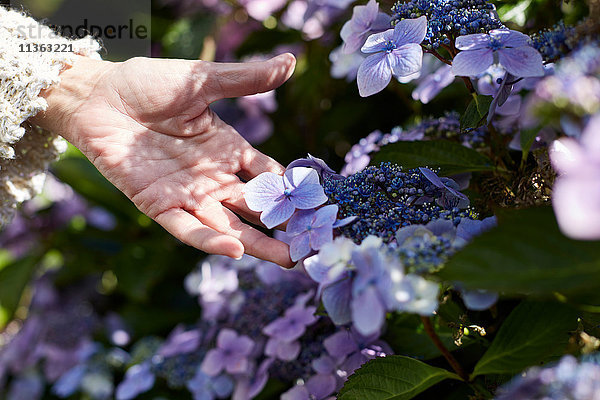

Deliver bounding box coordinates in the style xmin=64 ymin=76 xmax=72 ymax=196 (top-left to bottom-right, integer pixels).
xmin=281 ymin=374 xmax=337 ymax=400
xmin=286 ymin=154 xmax=342 ymax=180
xmin=357 ymin=16 xmax=427 ymax=97
xmin=550 ymin=114 xmax=600 ymax=239
xmin=452 ymin=29 xmax=544 ymax=78
xmin=329 ymin=46 xmax=366 ymax=81
xmin=495 ymin=355 xmax=600 ymax=399
xmin=244 ymin=167 xmax=328 ymax=228
xmin=323 ymin=328 xmax=391 ymax=375
xmin=263 ymin=294 xmax=318 ymax=361
xmin=340 ymin=0 xmax=391 ymax=54
xmin=412 ymin=63 xmax=455 ymax=104
xmin=115 ymin=363 xmax=155 ymax=400
xmin=201 ymin=329 xmax=255 ymax=376
xmin=418 ymin=167 xmax=470 ymax=208
xmin=186 ymin=369 xmax=234 ymax=400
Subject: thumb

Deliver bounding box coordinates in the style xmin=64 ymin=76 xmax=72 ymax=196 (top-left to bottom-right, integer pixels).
xmin=203 ymin=53 xmax=296 ymax=103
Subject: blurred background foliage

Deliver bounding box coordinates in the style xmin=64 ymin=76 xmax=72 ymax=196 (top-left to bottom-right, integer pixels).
xmin=0 ymin=0 xmax=591 ymax=397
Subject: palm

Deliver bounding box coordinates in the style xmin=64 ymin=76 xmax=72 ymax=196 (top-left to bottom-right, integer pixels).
xmin=67 ymin=56 xmax=296 ymax=267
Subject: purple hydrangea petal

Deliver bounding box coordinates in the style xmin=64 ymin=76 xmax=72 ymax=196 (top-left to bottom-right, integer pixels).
xmin=312 ymin=355 xmax=336 ymax=374
xmin=306 ymin=374 xmax=337 ymax=399
xmin=498 ymin=46 xmax=544 ymax=77
xmin=451 ymin=48 xmax=493 ymax=76
xmin=456 ymin=216 xmax=497 ymax=241
xmin=461 ymin=289 xmax=499 ymax=310
xmin=333 ymin=215 xmax=358 ymax=228
xmin=303 ymin=256 xmax=332 ymax=283
xmin=290 ymin=184 xmax=329 ymax=209
xmin=229 ymin=335 xmax=254 ymax=356
xmin=357 ymin=52 xmax=393 ymax=97
xmin=158 ymin=327 xmax=201 ymax=358
xmin=266 ymin=338 xmax=301 ymax=361
xmin=390 ymin=43 xmax=423 ymax=77
xmin=52 ymin=365 xmax=86 ymax=397
xmin=284 ymin=166 xmax=321 ymax=188
xmin=361 ymin=29 xmax=394 ymax=53
xmin=200 ymin=350 xmax=225 ymax=377
xmin=455 ymin=33 xmax=490 ymax=50
xmin=412 ymin=64 xmax=455 ymax=104
xmin=287 ymin=209 xmax=316 ymax=236
xmin=322 ymin=279 xmax=353 ymax=325
xmin=310 ymin=226 xmax=333 ymax=251
xmin=243 ymin=172 xmax=286 ymax=212
xmin=553 ymin=177 xmax=600 ymax=240
xmin=324 ymin=330 xmax=359 ymax=359
xmin=290 ymin=232 xmax=311 ymax=261
xmin=225 ymin=357 xmax=249 ymax=375
xmin=212 ymin=375 xmax=235 ymax=398
xmin=216 ymin=329 xmax=237 ymax=348
xmin=281 ymin=385 xmax=310 ymax=400
xmin=392 ymin=15 xmax=427 ymax=45
xmin=490 ymin=29 xmax=530 ymax=48
xmin=373 ymin=12 xmax=392 ymax=31
xmin=313 ymin=205 xmax=339 ymax=228
xmin=260 ymin=200 xmax=296 ymax=229
xmin=116 ymin=363 xmax=155 ymax=400
xmin=351 ymin=286 xmax=385 ymax=336
xmin=286 ymin=154 xmax=341 ymax=179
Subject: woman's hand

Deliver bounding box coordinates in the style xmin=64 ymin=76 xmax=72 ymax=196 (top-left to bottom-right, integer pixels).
xmin=31 ymin=54 xmax=297 ymax=268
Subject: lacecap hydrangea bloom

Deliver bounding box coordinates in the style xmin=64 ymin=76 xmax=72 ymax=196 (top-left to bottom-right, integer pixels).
xmin=357 ymin=16 xmax=427 ymax=96
xmin=451 ymin=29 xmax=545 ymax=78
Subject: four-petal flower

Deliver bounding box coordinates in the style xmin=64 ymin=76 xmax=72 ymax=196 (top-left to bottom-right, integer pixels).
xmin=357 ymin=16 xmax=427 ymax=97
xmin=244 ymin=167 xmax=328 ymax=229
xmin=452 ymin=29 xmax=544 ymax=78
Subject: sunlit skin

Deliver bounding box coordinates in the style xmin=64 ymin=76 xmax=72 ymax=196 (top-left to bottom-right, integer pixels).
xmin=31 ymin=54 xmax=297 ymax=268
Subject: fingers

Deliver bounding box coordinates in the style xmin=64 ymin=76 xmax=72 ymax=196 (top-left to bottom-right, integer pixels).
xmin=203 ymin=53 xmax=296 ymax=104
xmin=193 ymin=201 xmax=295 ymax=268
xmin=155 ymin=208 xmax=244 ymax=259
xmin=239 ymin=146 xmax=286 ymax=181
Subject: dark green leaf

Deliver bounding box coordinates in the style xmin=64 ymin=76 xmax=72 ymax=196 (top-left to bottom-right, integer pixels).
xmin=520 ymin=127 xmax=539 ymax=158
xmin=371 ymin=140 xmax=494 ymax=175
xmin=338 ymin=355 xmax=461 ymax=400
xmin=460 ymin=95 xmax=493 ymax=130
xmin=0 ymin=254 xmax=41 ymax=327
xmin=472 ymin=301 xmax=577 ymax=377
xmin=437 ymin=207 xmax=600 ymax=298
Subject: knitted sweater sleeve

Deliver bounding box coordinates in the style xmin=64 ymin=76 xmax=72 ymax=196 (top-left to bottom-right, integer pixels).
xmin=0 ymin=6 xmax=100 ymax=226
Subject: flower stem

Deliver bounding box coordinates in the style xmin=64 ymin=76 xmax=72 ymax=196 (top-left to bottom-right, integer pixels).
xmin=421 ymin=316 xmax=469 ymax=381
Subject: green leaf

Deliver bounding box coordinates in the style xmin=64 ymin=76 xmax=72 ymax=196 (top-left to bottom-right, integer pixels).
xmin=460 ymin=95 xmax=493 ymax=130
xmin=371 ymin=140 xmax=494 ymax=175
xmin=437 ymin=207 xmax=600 ymax=298
xmin=0 ymin=254 xmax=41 ymax=328
xmin=338 ymin=355 xmax=461 ymax=400
xmin=520 ymin=127 xmax=539 ymax=159
xmin=472 ymin=301 xmax=577 ymax=377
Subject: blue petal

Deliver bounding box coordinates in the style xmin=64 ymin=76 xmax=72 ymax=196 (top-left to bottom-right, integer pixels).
xmin=309 ymin=226 xmax=333 ymax=251
xmin=392 ymin=15 xmax=427 ymax=45
xmin=290 ymin=232 xmax=311 ymax=261
xmin=389 ymin=43 xmax=423 ymax=78
xmin=455 ymin=33 xmax=490 ymax=50
xmin=361 ymin=29 xmax=394 ymax=53
xmin=357 ymin=52 xmax=392 ymax=97
xmin=322 ymin=278 xmax=353 ymax=325
xmin=115 ymin=363 xmax=155 ymax=400
xmin=490 ymin=29 xmax=530 ymax=48
xmin=243 ymin=172 xmax=285 ymax=212
xmin=451 ymin=48 xmax=493 ymax=77
xmin=52 ymin=366 xmax=86 ymax=397
xmin=461 ymin=289 xmax=499 ymax=310
xmin=498 ymin=47 xmax=544 ymax=78
xmin=290 ymin=184 xmax=328 ymax=209
xmin=287 ymin=209 xmax=316 ymax=236
xmin=351 ymin=286 xmax=385 ymax=336
xmin=260 ymin=199 xmax=296 ymax=229
xmin=313 ymin=205 xmax=339 ymax=228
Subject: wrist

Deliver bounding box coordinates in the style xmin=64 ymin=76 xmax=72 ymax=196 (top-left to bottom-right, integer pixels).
xmin=30 ymin=56 xmax=113 ymax=145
